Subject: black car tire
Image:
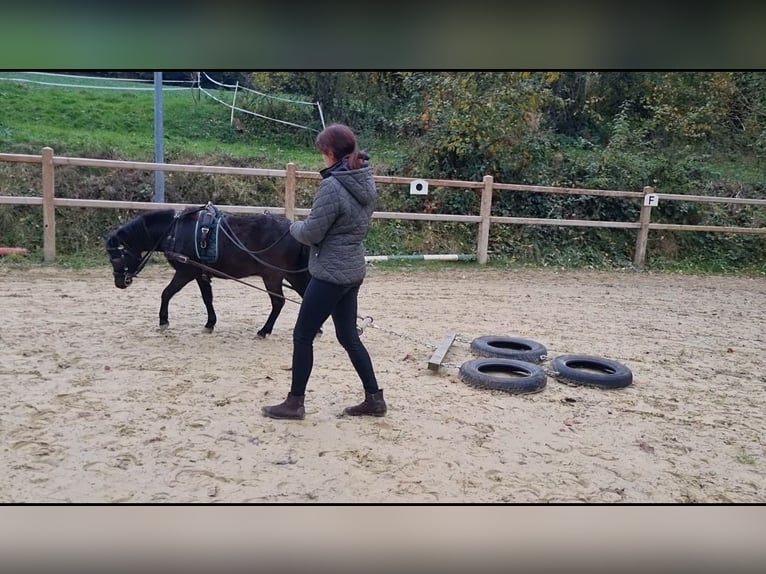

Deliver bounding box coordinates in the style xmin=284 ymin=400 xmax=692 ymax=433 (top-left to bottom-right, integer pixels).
xmin=470 ymin=336 xmax=547 ymax=363
xmin=459 ymin=358 xmax=547 ymax=394
xmin=549 ymin=354 xmax=633 ymax=389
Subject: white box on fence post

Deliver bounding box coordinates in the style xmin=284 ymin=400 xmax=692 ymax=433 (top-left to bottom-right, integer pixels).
xmin=410 ymin=179 xmax=429 ymax=195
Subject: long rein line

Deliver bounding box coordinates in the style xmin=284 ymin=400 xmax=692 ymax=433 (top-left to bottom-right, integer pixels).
xmin=208 ymin=212 xmax=373 ymax=327
xmin=218 ymin=216 xmax=310 ymax=274
xmin=124 ymin=208 xmax=305 ymax=302
xmin=166 ymin=253 xmax=373 ymax=334
xmin=126 ymin=209 xmax=304 ymax=282
xmin=133 ymin=208 xmax=374 ymax=330
xmin=164 ymin=252 xmax=304 ymax=305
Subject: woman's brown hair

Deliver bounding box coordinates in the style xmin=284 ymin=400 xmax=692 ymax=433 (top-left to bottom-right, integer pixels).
xmin=315 ymin=123 xmax=367 ymax=170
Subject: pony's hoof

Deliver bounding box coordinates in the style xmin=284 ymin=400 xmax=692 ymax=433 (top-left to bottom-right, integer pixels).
xmin=203 ymin=327 xmax=214 ymax=334
xmin=256 ymin=331 xmax=269 ymax=339
xmin=159 ymin=323 xmax=169 ymax=332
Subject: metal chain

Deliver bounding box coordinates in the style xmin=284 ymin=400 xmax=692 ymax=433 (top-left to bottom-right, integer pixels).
xmin=366 ymin=322 xmax=438 ymax=350
xmin=364 ymin=322 xmax=475 ymax=370
xmin=361 ymin=326 xmax=477 ymax=366
xmin=441 ymin=361 xmax=463 ymax=370
xmin=359 ymin=324 xmax=565 ymax=376
xmin=362 ymin=325 xmax=564 ymax=376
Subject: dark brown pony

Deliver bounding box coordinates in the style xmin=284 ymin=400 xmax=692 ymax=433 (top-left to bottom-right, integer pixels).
xmin=104 ymin=204 xmax=310 ymax=337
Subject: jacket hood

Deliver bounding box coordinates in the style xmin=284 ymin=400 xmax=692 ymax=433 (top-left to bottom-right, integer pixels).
xmin=323 ymin=154 xmax=376 ymax=207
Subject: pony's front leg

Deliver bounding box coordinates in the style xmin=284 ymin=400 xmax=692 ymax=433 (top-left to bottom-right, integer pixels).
xmin=159 ymin=271 xmax=194 ymax=331
xmin=196 ymin=275 xmax=216 ymax=333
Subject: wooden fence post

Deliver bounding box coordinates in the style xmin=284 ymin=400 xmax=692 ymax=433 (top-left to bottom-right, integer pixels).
xmin=285 ymin=162 xmax=296 ymax=221
xmin=633 ymin=185 xmax=655 ymax=269
xmin=42 ymin=147 xmax=56 ymax=263
xmin=477 ymin=175 xmax=493 ymax=264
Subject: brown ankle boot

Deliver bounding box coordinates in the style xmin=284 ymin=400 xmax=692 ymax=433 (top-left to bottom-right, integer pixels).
xmin=344 ymin=390 xmax=387 ymax=417
xmin=262 ymin=393 xmax=305 ymax=420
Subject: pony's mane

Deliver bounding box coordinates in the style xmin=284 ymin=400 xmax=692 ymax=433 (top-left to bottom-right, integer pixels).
xmin=116 ymin=209 xmax=175 ymax=243
xmin=142 ymin=209 xmax=177 ymax=226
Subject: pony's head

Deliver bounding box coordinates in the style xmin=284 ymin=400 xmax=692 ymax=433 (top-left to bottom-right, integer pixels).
xmin=104 ymin=231 xmax=141 ymax=289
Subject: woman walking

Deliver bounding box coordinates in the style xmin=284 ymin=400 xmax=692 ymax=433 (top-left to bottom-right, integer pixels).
xmin=262 ymin=124 xmax=386 ymax=420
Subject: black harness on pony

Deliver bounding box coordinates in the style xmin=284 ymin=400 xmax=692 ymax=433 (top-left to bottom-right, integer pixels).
xmin=108 ymin=203 xmax=223 ymax=285
xmin=166 ymin=203 xmax=224 ymax=263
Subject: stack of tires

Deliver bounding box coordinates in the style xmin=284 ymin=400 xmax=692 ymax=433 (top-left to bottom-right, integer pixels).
xmin=459 ymin=336 xmax=633 ymax=394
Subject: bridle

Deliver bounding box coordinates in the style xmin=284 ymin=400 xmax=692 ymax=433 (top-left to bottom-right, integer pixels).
xmin=107 ymin=216 xmax=178 ymax=285
xmin=108 ymin=238 xmax=159 ymax=286
xmin=107 ymin=242 xmax=137 ymax=286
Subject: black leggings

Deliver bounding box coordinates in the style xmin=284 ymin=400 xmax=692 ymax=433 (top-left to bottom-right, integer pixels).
xmin=290 ymin=277 xmax=379 ymax=396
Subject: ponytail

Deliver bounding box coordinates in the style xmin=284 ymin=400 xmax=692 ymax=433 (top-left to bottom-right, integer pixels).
xmin=345 ymin=150 xmax=369 ymax=170
xmin=316 ymin=124 xmax=369 ymax=169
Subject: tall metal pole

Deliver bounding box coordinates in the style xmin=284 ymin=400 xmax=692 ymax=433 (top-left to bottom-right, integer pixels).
xmin=153 ymin=72 xmax=165 ymax=202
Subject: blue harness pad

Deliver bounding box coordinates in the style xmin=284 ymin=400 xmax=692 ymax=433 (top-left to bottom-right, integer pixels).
xmin=194 ymin=207 xmax=223 ymax=262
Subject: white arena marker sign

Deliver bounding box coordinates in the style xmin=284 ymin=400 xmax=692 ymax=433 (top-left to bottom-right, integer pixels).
xmin=410 ymin=179 xmax=429 ymax=195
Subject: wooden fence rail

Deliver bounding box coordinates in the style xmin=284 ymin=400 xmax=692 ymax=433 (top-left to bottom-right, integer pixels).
xmin=1 ymin=147 xmax=765 ymax=267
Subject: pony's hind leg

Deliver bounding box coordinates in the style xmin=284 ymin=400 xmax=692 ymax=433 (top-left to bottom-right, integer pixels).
xmin=258 ymin=275 xmax=286 ymax=338
xmin=159 ymin=270 xmax=195 ymax=331
xmin=285 ymin=274 xmax=322 ymax=337
xmin=286 ymin=272 xmax=310 ymax=298
xmin=195 ymin=275 xmax=217 ymax=333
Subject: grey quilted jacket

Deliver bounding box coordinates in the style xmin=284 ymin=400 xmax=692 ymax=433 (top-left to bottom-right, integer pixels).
xmin=289 ymin=158 xmax=377 ymax=285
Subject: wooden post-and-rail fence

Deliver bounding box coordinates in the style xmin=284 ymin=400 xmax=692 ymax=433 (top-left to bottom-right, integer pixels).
xmin=1 ymin=147 xmax=765 ymax=267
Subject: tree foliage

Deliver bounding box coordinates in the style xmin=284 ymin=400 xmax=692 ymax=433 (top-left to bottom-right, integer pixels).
xmin=246 ymin=71 xmax=763 ymax=183
xmin=243 ymin=72 xmax=764 ymax=263
xmin=388 ymin=73 xmax=560 ymax=180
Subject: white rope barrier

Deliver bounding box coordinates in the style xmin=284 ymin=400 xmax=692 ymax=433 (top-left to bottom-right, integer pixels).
xmin=197 ymin=85 xmax=317 ymax=131
xmin=0 ymin=72 xmax=190 ymax=91
xmin=199 ymin=72 xmax=325 ymax=130
xmin=200 ymin=72 xmax=317 ymax=106
xmin=0 ymin=71 xmax=326 ymax=131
